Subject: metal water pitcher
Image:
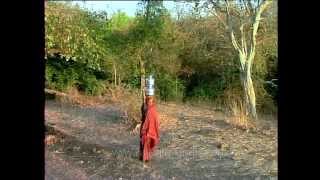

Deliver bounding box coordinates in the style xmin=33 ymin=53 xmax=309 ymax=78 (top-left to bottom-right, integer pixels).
xmin=146 ymin=75 xmax=155 ymax=96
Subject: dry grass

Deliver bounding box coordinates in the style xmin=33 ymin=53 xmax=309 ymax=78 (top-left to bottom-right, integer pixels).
xmin=158 ymin=113 xmax=178 ymax=131
xmin=45 ymin=135 xmax=58 ymax=146
xmin=65 ymin=85 xmax=143 ymax=129
xmin=56 ymin=87 xmax=107 ymax=107
xmin=46 ymin=86 xmax=142 ymax=131
xmin=221 ymin=87 xmax=256 ymax=131
xmin=107 ymin=85 xmax=142 ymax=129
xmin=225 ymin=98 xmax=256 ymax=131
xmin=47 ymin=86 xmax=186 ymax=132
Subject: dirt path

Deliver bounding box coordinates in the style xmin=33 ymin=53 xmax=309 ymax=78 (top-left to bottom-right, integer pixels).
xmin=45 ymin=100 xmax=277 ymax=180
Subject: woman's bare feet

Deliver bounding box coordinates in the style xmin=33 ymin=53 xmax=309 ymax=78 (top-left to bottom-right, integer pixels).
xmin=143 ymin=161 xmax=150 ymax=168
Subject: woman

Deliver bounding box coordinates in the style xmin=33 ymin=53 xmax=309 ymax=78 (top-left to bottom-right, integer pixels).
xmin=139 ymin=96 xmax=160 ymax=162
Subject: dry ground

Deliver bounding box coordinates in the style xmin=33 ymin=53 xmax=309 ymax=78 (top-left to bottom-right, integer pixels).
xmin=45 ymin=99 xmax=277 ymax=180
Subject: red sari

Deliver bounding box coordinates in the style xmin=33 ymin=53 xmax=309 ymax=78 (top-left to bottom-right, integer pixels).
xmin=139 ymin=103 xmax=160 ymax=161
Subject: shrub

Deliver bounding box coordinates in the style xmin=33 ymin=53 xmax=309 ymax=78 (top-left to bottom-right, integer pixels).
xmin=155 ymin=73 xmax=185 ymax=101
xmin=45 ymin=55 xmax=107 ymax=96
xmin=77 ymin=73 xmax=106 ymax=96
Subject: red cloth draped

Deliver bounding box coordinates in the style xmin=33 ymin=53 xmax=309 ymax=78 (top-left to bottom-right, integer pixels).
xmin=140 ymin=104 xmax=160 ymax=161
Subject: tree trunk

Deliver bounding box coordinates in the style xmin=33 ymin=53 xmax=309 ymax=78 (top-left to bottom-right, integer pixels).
xmin=240 ymin=69 xmax=257 ymax=119
xmin=113 ymin=63 xmax=117 ymax=86
xmin=175 ymin=76 xmax=178 ymax=97
xmin=211 ymin=0 xmax=271 ymax=120
xmin=139 ymin=58 xmax=146 ymax=103
xmin=45 ymin=88 xmax=67 ymax=97
xmin=118 ymin=73 xmax=121 ymax=86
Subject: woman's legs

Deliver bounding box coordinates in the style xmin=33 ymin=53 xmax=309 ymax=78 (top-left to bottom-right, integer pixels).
xmin=143 ymin=138 xmax=151 ymax=162
xmin=139 ymin=140 xmax=143 ymax=161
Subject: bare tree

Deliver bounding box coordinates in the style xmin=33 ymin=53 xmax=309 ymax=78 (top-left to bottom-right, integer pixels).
xmin=205 ymin=0 xmax=273 ymax=119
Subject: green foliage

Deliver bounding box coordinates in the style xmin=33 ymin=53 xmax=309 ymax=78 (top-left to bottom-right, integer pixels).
xmin=136 ymin=0 xmax=168 ymax=42
xmin=125 ymin=66 xmax=141 ymax=88
xmin=45 ymin=56 xmax=79 ymax=91
xmin=77 ymin=73 xmax=105 ymax=96
xmin=44 ymin=1 xmax=278 ymax=112
xmin=107 ymin=11 xmax=132 ymax=31
xmin=156 ymin=73 xmax=185 ymax=101
xmin=189 ymin=78 xmax=226 ymax=100
xmin=45 ymin=1 xmax=108 ymax=71
xmin=45 ymin=55 xmax=107 ymax=95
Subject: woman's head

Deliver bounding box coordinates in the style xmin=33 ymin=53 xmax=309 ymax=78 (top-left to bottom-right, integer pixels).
xmin=146 ymin=96 xmax=155 ymax=106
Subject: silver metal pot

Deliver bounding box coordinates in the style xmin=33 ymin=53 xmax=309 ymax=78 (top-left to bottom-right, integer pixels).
xmin=146 ymin=75 xmax=155 ymax=96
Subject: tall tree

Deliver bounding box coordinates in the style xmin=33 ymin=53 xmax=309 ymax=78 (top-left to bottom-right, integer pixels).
xmin=45 ymin=2 xmax=108 ymax=71
xmin=104 ymin=11 xmax=133 ymax=86
xmin=204 ymin=0 xmax=273 ymax=119
xmin=135 ymin=0 xmax=166 ymax=102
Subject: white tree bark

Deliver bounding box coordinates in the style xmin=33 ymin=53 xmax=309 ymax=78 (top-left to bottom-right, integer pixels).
xmin=113 ymin=63 xmax=117 ymax=86
xmin=240 ymin=67 xmax=257 ymax=118
xmin=211 ymin=0 xmax=272 ymax=119
xmin=243 ymin=0 xmax=271 ymax=119
xmin=118 ymin=73 xmax=121 ymax=86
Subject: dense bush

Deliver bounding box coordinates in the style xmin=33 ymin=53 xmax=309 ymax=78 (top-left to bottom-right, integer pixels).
xmin=45 ymin=55 xmax=107 ymax=95
xmin=155 ymin=73 xmax=185 ymax=101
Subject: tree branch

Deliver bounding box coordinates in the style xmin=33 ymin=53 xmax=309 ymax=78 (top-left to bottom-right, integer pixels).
xmin=212 ymin=10 xmax=228 ymax=29
xmin=230 ymin=30 xmax=241 ymax=52
xmin=240 ymin=23 xmax=248 ymax=57
xmin=243 ymin=0 xmax=252 ymax=16
xmin=225 ymin=0 xmax=242 ymax=54
xmin=247 ymin=0 xmax=272 ymax=71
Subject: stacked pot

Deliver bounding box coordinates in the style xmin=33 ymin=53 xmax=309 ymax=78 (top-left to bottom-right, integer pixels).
xmin=146 ymin=75 xmax=155 ymax=96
